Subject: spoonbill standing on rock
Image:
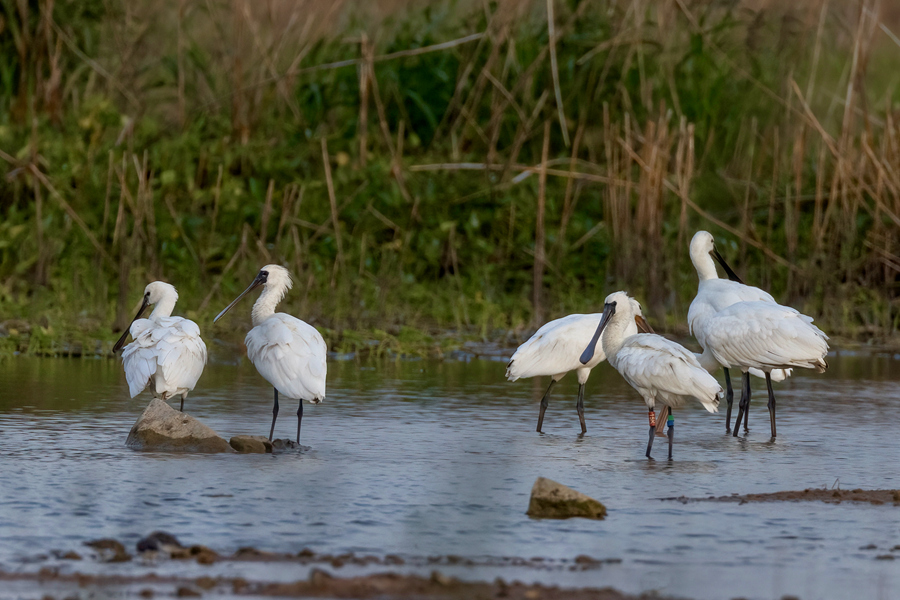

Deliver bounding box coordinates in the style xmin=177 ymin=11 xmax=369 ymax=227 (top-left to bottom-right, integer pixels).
xmin=214 ymin=265 xmax=326 ymax=444
xmin=113 ymin=282 xmax=207 ymax=411
xmin=580 ymin=292 xmax=721 ymax=460
xmin=687 ymin=230 xmax=791 ymax=433
xmin=507 ymin=298 xmax=652 ymax=434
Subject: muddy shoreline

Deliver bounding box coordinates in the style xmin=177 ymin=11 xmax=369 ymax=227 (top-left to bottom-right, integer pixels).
xmin=663 ymin=488 xmax=900 ymax=505
xmin=0 ymin=568 xmax=678 ymax=599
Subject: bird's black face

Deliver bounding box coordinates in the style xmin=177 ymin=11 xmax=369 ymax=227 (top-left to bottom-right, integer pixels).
xmin=113 ymin=292 xmax=151 ymax=353
xmin=710 ymin=246 xmax=744 ymax=284
xmin=580 ymin=301 xmax=616 ymax=365
xmin=214 ymin=268 xmax=269 ymax=323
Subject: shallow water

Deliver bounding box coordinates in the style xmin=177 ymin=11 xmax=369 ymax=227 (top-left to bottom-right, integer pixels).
xmin=1 ymin=352 xmax=899 ymax=600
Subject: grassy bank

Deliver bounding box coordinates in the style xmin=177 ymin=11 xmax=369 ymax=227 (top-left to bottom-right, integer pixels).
xmin=1 ymin=0 xmax=899 ymax=357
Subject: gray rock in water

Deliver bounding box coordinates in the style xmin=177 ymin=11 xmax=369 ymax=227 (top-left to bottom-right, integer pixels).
xmin=126 ymin=398 xmax=232 ymax=453
xmin=526 ymin=477 xmax=607 ymax=520
xmin=230 ymin=435 xmax=273 ymax=454
xmin=272 ymin=438 xmax=310 ymax=452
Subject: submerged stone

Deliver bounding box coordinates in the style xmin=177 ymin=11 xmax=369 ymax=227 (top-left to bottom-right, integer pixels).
xmin=230 ymin=435 xmax=273 ymax=454
xmin=526 ymin=477 xmax=607 ymax=520
xmin=272 ymin=438 xmax=311 ymax=452
xmin=126 ymin=399 xmax=232 ymax=453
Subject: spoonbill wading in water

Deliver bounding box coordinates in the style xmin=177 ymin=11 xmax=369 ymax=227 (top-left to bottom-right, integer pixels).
xmin=580 ymin=292 xmax=721 ymax=460
xmin=507 ymin=298 xmax=652 ymax=434
xmin=687 ymin=231 xmax=791 ymax=433
xmin=113 ymin=282 xmax=207 ymax=411
xmin=214 ymin=265 xmax=326 ymax=444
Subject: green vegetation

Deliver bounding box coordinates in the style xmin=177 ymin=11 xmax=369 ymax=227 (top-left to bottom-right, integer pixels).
xmin=1 ymin=0 xmax=899 ymax=357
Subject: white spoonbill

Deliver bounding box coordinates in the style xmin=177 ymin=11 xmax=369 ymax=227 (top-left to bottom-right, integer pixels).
xmin=702 ymin=300 xmax=828 ymax=437
xmin=688 ymin=230 xmax=791 ymax=433
xmin=506 ymin=298 xmax=651 ymax=434
xmin=113 ymin=282 xmax=207 ymax=411
xmin=580 ymin=291 xmax=721 ymax=460
xmin=214 ymin=265 xmax=326 ymax=444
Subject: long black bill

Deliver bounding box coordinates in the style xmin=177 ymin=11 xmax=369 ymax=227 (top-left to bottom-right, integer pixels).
xmin=711 ymin=248 xmax=744 ymax=284
xmin=214 ymin=273 xmax=266 ymax=323
xmin=113 ymin=296 xmax=150 ymax=353
xmin=580 ymin=302 xmax=616 ymax=365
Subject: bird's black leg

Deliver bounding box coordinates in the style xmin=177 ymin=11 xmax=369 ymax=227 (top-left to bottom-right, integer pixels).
xmin=765 ymin=372 xmax=776 ymax=438
xmin=646 ymin=409 xmax=656 ymax=459
xmin=269 ymin=388 xmax=279 ymax=441
xmin=743 ymin=371 xmax=751 ymax=433
xmin=733 ymin=372 xmax=751 ymax=437
xmin=536 ymin=380 xmax=557 ymax=433
xmin=724 ymin=368 xmax=733 ymax=433
xmin=576 ymin=383 xmax=587 ymax=435
xmin=180 ymin=395 xmax=185 ymax=412
xmin=667 ymin=409 xmax=674 ymax=461
xmin=296 ymin=401 xmax=304 ymax=445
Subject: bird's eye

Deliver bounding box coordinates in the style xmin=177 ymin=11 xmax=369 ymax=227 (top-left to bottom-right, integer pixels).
xmin=259 ymin=270 xmax=268 ymax=281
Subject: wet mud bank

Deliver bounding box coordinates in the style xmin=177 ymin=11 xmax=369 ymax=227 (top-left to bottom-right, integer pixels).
xmin=663 ymin=488 xmax=900 ymax=505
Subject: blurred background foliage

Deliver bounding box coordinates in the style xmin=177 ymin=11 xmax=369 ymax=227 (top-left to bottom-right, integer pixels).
xmin=1 ymin=0 xmax=899 ymax=356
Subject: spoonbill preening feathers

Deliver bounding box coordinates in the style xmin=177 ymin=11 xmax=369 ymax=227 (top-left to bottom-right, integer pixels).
xmin=113 ymin=281 xmax=208 ymax=411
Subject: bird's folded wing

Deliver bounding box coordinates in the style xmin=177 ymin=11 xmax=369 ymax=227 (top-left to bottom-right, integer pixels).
xmin=706 ymin=302 xmax=829 ymax=370
xmin=156 ymin=318 xmax=208 ymax=394
xmin=246 ymin=316 xmax=327 ymax=401
xmin=122 ymin=333 xmax=158 ymax=398
xmin=616 ymin=335 xmax=711 ymax=399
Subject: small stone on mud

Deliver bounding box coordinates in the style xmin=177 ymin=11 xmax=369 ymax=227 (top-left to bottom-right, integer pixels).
xmin=84 ymin=539 xmax=131 ymax=563
xmin=229 ymin=435 xmax=273 ymax=453
xmin=191 ymin=546 xmax=218 ymax=565
xmin=309 ymin=568 xmax=333 ymax=586
xmin=126 ymin=399 xmax=232 ymax=453
xmin=859 ymin=544 xmax=878 ymax=550
xmin=526 ymin=477 xmax=606 ymax=520
xmin=430 ymin=570 xmax=454 ymax=586
xmin=60 ymin=551 xmax=81 ymax=560
xmin=574 ymin=554 xmax=601 ymax=565
xmin=175 ymin=587 xmax=202 ymax=598
xmin=876 ymin=554 xmax=895 ymax=560
xmin=297 ymin=548 xmax=315 ymax=558
xmin=137 ymin=531 xmax=183 ymax=552
xmin=139 ymin=589 xmax=154 ymax=599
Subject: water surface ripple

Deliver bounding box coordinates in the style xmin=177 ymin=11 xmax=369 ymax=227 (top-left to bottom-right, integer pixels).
xmin=1 ymin=354 xmax=899 ymax=599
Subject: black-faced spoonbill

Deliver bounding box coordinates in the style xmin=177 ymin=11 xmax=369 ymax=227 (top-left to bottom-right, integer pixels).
xmin=687 ymin=230 xmax=791 ymax=433
xmin=580 ymin=292 xmax=721 ymax=460
xmin=214 ymin=265 xmax=326 ymax=444
xmin=112 ymin=281 xmax=208 ymax=411
xmin=507 ymin=298 xmax=651 ymax=434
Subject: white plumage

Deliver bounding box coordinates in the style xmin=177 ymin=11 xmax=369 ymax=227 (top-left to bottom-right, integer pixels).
xmin=580 ymin=291 xmax=721 ymax=459
xmin=506 ymin=298 xmax=643 ymax=434
xmin=115 ymin=282 xmax=207 ymax=411
xmin=215 ymin=264 xmax=326 ymax=443
xmin=687 ymin=231 xmax=828 ymax=437
xmin=687 ymin=230 xmax=792 ymax=433
xmin=612 ymin=334 xmax=722 ymax=415
xmin=704 ymin=301 xmax=829 ymax=374
xmin=245 ymin=314 xmax=327 ymax=402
